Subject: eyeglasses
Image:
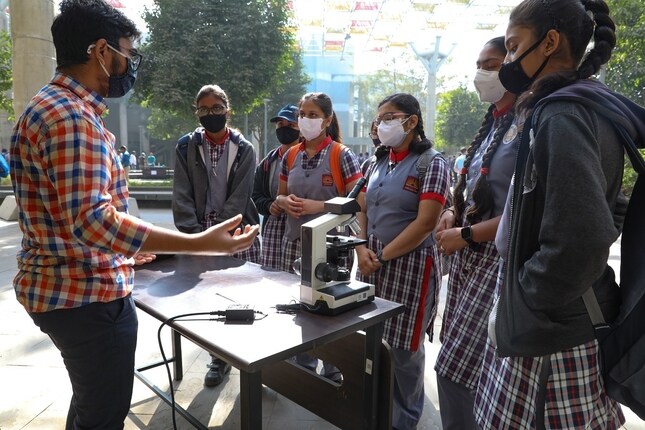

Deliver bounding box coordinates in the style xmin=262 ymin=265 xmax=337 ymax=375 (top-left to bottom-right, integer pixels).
xmin=374 ymin=113 xmax=410 ymax=126
xmin=107 ymin=43 xmax=143 ymax=71
xmin=195 ymin=104 xmax=228 ymax=117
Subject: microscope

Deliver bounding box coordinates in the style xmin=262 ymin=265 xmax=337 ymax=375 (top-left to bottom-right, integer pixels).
xmin=298 ymin=178 xmax=375 ymax=315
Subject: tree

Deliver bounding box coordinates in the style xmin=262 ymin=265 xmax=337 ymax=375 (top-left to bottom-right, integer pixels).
xmin=135 ymin=0 xmax=297 ymax=140
xmin=434 ymin=84 xmax=488 ymax=152
xmin=0 ymin=31 xmax=13 ymax=118
xmin=605 ymin=0 xmax=645 ymax=104
xmin=233 ymin=51 xmax=310 ymax=156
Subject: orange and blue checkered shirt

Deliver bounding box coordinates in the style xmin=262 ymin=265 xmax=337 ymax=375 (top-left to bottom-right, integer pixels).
xmin=10 ymin=72 xmax=153 ymax=313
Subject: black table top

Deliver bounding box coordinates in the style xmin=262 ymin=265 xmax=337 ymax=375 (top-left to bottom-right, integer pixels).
xmin=133 ymin=254 xmax=403 ymax=372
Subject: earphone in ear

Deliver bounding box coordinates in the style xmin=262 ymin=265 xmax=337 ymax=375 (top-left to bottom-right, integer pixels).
xmin=87 ymin=44 xmax=96 ymax=54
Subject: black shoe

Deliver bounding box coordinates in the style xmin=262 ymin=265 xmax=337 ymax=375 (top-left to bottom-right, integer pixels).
xmin=204 ymin=358 xmax=232 ymax=387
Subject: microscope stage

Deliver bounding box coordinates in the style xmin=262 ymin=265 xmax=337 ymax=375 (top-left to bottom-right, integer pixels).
xmin=301 ymin=280 xmax=375 ymax=315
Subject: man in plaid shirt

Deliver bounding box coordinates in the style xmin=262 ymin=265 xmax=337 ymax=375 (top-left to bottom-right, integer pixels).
xmin=10 ymin=1 xmax=258 ymax=428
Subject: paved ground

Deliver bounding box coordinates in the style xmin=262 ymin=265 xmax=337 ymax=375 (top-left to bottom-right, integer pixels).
xmin=0 ymin=201 xmax=642 ymax=430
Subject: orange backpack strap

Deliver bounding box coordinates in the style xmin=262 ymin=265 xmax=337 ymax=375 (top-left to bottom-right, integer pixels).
xmin=285 ymin=145 xmax=300 ymax=172
xmin=329 ymin=141 xmax=346 ymax=196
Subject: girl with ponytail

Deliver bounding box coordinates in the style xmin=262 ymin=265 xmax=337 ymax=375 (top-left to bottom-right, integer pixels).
xmin=475 ymin=0 xmax=645 ymax=428
xmin=433 ymin=36 xmax=518 ymax=429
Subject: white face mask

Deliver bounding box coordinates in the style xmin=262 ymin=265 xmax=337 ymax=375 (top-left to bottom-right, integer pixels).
xmin=474 ymin=69 xmax=506 ymax=104
xmin=377 ymin=117 xmax=410 ymax=148
xmin=297 ymin=117 xmax=325 ymax=141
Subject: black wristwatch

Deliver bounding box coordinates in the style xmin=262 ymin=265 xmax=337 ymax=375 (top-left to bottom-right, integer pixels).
xmin=461 ymin=227 xmax=475 ymax=245
xmin=376 ymin=250 xmax=387 ymax=265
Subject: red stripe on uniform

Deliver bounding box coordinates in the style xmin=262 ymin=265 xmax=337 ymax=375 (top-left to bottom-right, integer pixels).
xmin=410 ymin=254 xmax=433 ymax=351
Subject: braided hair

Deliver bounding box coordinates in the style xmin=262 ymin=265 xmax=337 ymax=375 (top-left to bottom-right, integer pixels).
xmin=512 ymin=0 xmax=616 ymax=112
xmin=373 ymin=93 xmax=432 ymax=162
xmin=453 ymin=106 xmax=516 ymax=226
xmin=453 ymin=36 xmax=514 ymax=226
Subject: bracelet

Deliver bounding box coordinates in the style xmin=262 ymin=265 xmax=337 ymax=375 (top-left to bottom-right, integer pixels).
xmin=440 ymin=208 xmax=455 ymax=217
xmin=376 ymin=250 xmax=386 ymax=265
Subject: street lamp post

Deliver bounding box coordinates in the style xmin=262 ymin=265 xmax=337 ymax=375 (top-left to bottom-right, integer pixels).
xmin=263 ymin=98 xmax=271 ymax=158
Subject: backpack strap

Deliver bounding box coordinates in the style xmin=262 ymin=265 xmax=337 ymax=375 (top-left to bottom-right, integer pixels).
xmin=329 ymin=141 xmax=346 ymax=196
xmin=416 ymin=147 xmax=440 ymax=184
xmin=284 ymin=142 xmax=345 ymax=196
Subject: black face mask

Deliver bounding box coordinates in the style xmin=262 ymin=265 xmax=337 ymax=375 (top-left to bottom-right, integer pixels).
xmin=275 ymin=126 xmax=300 ymax=145
xmin=199 ymin=114 xmax=227 ymax=133
xmin=498 ymin=34 xmax=551 ymax=94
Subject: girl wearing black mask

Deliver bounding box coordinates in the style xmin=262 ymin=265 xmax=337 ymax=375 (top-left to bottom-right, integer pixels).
xmin=474 ymin=0 xmax=645 ymax=428
xmin=252 ymin=104 xmax=301 ymax=271
xmin=172 ymin=84 xmax=261 ymax=387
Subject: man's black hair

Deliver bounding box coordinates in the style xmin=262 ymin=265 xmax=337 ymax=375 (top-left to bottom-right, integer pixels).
xmin=51 ymin=0 xmax=140 ymax=69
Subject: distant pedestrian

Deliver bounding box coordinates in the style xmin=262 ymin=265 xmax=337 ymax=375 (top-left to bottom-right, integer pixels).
xmin=139 ymin=151 xmax=146 ymax=167
xmin=119 ymin=145 xmax=131 ymax=179
xmin=146 ymin=151 xmax=156 ymax=166
xmin=0 ymin=148 xmax=8 ymax=178
xmin=130 ymin=150 xmax=137 ymax=169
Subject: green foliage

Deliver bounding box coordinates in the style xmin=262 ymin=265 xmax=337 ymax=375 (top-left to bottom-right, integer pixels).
xmin=127 ymin=178 xmax=173 ymax=188
xmin=604 ymin=0 xmax=645 ymax=195
xmin=231 ymin=51 xmax=310 ymax=155
xmin=356 ymin=63 xmax=426 ymax=138
xmin=135 ymin=0 xmax=299 ymax=140
xmin=0 ymin=31 xmax=13 ymax=118
xmin=435 ymin=84 xmax=488 ymax=152
xmin=605 ymin=0 xmax=645 ymax=103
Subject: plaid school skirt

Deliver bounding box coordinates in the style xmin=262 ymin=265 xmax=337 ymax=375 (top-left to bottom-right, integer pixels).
xmin=357 ymin=235 xmax=440 ymax=351
xmin=474 ymin=338 xmax=625 ymax=430
xmin=435 ymin=240 xmax=500 ymax=390
xmin=260 ymin=214 xmax=286 ymax=270
xmin=233 ymin=236 xmax=261 ymax=264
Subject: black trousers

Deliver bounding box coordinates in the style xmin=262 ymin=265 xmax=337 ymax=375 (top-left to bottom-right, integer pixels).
xmin=30 ymin=295 xmax=138 ymax=430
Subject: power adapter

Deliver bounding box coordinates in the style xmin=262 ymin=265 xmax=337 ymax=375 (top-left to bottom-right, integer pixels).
xmin=225 ymin=304 xmax=255 ymax=322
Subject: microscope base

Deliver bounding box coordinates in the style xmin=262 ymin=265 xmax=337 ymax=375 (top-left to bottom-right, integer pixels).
xmin=300 ymin=281 xmax=375 ymax=315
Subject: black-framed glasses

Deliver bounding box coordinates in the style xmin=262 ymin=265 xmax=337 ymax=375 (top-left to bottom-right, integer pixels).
xmin=107 ymin=43 xmax=143 ymax=71
xmin=195 ymin=104 xmax=228 ymax=117
xmin=374 ymin=113 xmax=410 ymax=126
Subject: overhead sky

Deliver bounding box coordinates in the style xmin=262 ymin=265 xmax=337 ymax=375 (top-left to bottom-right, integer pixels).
xmin=57 ymin=0 xmax=521 ymax=90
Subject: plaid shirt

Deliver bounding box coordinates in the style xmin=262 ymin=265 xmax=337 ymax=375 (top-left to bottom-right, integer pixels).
xmin=10 ymin=72 xmax=152 ymax=313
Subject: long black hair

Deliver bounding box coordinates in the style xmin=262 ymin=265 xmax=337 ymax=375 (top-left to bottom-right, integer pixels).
xmin=374 ymin=93 xmax=432 ymax=161
xmin=512 ymin=0 xmax=616 ymax=112
xmin=453 ymin=37 xmax=515 ymax=226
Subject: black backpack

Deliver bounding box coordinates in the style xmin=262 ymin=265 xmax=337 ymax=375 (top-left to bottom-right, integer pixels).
xmin=582 ymin=124 xmax=645 ymax=419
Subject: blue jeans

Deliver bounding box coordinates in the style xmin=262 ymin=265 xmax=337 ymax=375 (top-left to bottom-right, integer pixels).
xmin=30 ymin=295 xmax=138 ymax=430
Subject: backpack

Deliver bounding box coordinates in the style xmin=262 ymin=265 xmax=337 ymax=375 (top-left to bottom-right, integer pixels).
xmin=284 ymin=141 xmax=345 ymax=196
xmin=582 ymin=124 xmax=645 ymax=419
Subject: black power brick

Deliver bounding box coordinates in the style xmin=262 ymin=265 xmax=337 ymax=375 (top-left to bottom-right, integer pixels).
xmin=225 ymin=304 xmax=255 ymax=322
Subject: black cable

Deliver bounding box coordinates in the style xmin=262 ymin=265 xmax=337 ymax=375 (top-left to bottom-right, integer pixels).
xmin=155 ymin=309 xmax=268 ymax=428
xmin=156 ymin=311 xmax=224 ymax=430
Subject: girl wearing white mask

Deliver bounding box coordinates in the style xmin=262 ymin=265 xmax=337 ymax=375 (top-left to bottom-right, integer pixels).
xmin=356 ymin=93 xmax=451 ymax=430
xmin=275 ymin=92 xmax=362 ymax=382
xmin=433 ymin=36 xmax=517 ymax=429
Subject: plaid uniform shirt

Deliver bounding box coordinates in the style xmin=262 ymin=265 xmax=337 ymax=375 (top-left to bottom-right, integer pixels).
xmin=10 ymin=72 xmax=152 ymax=313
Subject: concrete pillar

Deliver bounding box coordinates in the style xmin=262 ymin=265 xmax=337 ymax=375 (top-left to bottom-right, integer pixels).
xmin=10 ymin=0 xmax=56 ymax=116
xmin=118 ymin=100 xmax=128 ymax=148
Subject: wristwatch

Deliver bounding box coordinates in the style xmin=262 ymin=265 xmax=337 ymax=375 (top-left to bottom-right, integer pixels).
xmin=376 ymin=250 xmax=387 ymax=265
xmin=461 ymin=227 xmax=475 ymax=245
